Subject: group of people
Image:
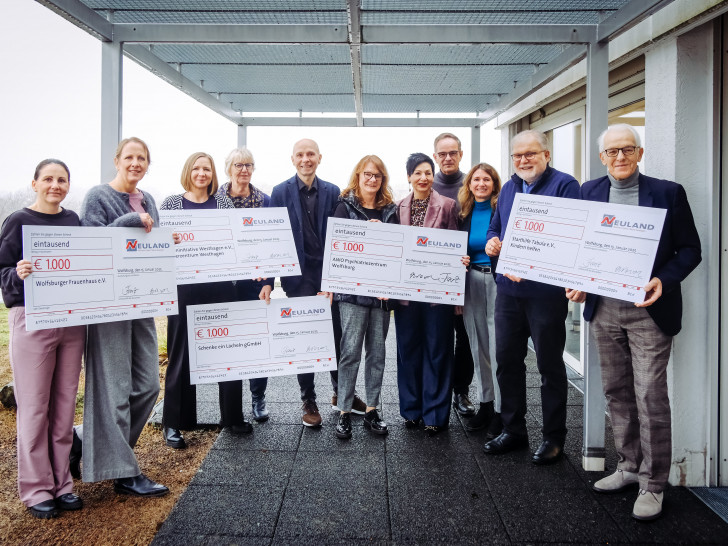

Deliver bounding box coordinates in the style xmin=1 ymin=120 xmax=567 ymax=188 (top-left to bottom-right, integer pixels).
xmin=0 ymin=124 xmax=701 ymax=524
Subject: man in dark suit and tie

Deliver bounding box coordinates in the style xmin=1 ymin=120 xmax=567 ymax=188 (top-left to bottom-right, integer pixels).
xmin=567 ymin=124 xmax=701 ymax=521
xmin=269 ymin=138 xmax=345 ymax=427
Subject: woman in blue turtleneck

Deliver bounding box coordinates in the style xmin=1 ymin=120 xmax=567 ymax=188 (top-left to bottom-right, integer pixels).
xmin=457 ymin=163 xmax=503 ymax=438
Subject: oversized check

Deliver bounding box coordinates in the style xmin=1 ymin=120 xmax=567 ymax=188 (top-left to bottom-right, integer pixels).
xmin=23 ymin=226 xmax=178 ymax=331
xmin=497 ymin=194 xmax=667 ymax=303
xmin=186 ymin=295 xmax=336 ymax=384
xmin=320 ymin=218 xmax=468 ymax=305
xmin=159 ymin=208 xmax=301 ymax=284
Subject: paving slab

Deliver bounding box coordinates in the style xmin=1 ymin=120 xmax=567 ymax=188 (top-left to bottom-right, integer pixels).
xmin=153 ymin=323 xmax=728 ymax=545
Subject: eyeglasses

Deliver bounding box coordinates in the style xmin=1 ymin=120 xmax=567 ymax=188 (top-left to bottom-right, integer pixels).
xmin=436 ymin=151 xmax=461 ymax=159
xmin=234 ymin=163 xmax=254 ymax=170
xmin=511 ymin=151 xmax=545 ymax=162
xmin=362 ymin=172 xmax=383 ymax=181
xmin=602 ymin=146 xmax=638 ymax=157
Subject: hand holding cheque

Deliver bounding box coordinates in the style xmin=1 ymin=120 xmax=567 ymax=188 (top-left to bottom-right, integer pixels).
xmin=495 ymin=194 xmax=666 ymax=303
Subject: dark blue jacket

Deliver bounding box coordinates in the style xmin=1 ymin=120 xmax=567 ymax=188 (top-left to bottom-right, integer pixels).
xmin=269 ymin=174 xmax=340 ymax=295
xmin=580 ymin=173 xmax=702 ymax=336
xmin=487 ymin=165 xmax=579 ymax=298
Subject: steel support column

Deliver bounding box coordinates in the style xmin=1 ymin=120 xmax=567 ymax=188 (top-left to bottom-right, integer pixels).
xmin=582 ymin=39 xmax=609 ymax=472
xmin=471 ymin=126 xmax=481 ymax=164
xmin=100 ymin=40 xmax=122 ymax=183
xmin=238 ymin=125 xmax=247 ymax=147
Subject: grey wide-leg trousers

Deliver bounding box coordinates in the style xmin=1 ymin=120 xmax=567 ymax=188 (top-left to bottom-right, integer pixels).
xmin=336 ymin=301 xmax=390 ymax=412
xmin=463 ymin=268 xmax=500 ymax=409
xmin=82 ymin=318 xmax=160 ymax=482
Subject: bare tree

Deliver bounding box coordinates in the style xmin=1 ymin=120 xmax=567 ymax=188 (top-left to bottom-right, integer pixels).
xmin=0 ymin=189 xmax=35 ymax=226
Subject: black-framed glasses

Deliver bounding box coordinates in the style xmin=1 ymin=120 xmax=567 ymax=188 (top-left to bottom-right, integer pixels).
xmin=362 ymin=171 xmax=383 ymax=181
xmin=602 ymin=146 xmax=638 ymax=157
xmin=511 ymin=151 xmax=545 ymax=161
xmin=234 ymin=162 xmax=254 ymax=170
xmin=436 ymin=151 xmax=461 ymax=159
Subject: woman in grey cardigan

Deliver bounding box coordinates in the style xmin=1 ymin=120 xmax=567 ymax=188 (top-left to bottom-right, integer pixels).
xmin=77 ymin=137 xmax=169 ymax=497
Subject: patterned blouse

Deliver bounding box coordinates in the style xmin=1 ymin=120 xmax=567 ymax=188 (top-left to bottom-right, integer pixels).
xmin=411 ymin=195 xmax=430 ymax=227
xmin=223 ymin=182 xmax=266 ymax=209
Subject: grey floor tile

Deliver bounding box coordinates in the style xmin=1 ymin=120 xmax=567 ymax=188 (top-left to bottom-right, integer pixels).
xmin=213 ymin=423 xmax=301 ymax=451
xmin=387 ymin=451 xmax=508 ymax=543
xmin=274 ymin=452 xmax=390 ymax=540
xmin=492 ymin=485 xmax=627 ymax=543
xmin=158 ymin=484 xmax=284 ymax=538
xmin=193 ymin=449 xmax=295 ymax=488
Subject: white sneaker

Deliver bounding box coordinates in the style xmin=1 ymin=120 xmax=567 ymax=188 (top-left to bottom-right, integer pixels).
xmin=632 ymin=489 xmax=663 ymax=521
xmin=593 ymin=469 xmax=639 ymax=493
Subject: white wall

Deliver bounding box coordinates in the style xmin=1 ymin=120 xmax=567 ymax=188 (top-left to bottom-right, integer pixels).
xmin=645 ymin=23 xmax=716 ymax=487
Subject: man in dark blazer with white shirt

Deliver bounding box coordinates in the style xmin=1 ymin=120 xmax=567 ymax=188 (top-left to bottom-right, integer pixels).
xmin=269 ymin=138 xmax=341 ymax=427
xmin=567 ymin=124 xmax=701 ymax=522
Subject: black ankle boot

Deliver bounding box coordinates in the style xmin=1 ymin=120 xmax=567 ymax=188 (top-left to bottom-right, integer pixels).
xmin=485 ymin=412 xmax=503 ymax=440
xmin=464 ymin=401 xmax=494 ymax=432
xmin=70 ymin=427 xmax=82 ymax=479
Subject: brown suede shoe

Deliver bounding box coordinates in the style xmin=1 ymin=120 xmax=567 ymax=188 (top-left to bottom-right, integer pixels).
xmin=302 ymin=399 xmax=322 ymax=427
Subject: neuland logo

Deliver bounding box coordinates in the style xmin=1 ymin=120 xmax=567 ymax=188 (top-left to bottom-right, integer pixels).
xmin=600 ymin=214 xmax=655 ymax=231
xmin=242 ymin=217 xmax=284 ymax=226
xmin=415 ymin=235 xmax=462 ymax=249
xmin=280 ymin=307 xmax=326 ymax=318
xmin=125 ymin=239 xmax=171 ymax=252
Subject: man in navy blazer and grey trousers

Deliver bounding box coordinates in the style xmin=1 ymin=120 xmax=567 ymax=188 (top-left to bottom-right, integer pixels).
xmin=269 ymin=138 xmax=342 ymax=427
xmin=567 ymin=124 xmax=701 ymax=522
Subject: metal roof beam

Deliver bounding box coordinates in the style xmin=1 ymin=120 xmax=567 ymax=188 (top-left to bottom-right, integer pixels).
xmin=596 ymin=0 xmax=676 ymax=43
xmin=241 ymin=117 xmax=479 ymax=128
xmin=35 ymin=0 xmax=113 ymax=41
xmin=476 ymin=45 xmax=588 ymax=123
xmin=362 ymin=24 xmax=596 ymax=44
xmin=348 ymin=0 xmax=363 ymax=127
xmin=114 ymin=24 xmax=347 ymax=44
xmin=124 ymin=45 xmax=241 ymax=124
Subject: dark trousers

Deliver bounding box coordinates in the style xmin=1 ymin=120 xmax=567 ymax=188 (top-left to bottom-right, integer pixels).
xmin=494 ymin=293 xmax=568 ymax=444
xmin=285 ymin=285 xmax=340 ymax=401
xmin=235 ymin=280 xmax=268 ymax=398
xmin=452 ymin=314 xmax=475 ymax=395
xmin=394 ymin=302 xmax=454 ymax=427
xmin=163 ymin=282 xmax=245 ymax=429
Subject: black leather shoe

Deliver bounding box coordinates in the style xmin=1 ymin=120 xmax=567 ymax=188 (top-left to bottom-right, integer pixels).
xmin=483 ymin=432 xmax=529 ymax=455
xmin=453 ymin=393 xmax=476 ymax=416
xmin=70 ymin=427 xmax=82 ymax=479
xmin=163 ymin=427 xmax=186 ymax=449
xmin=55 ymin=493 xmax=83 ymax=511
xmin=335 ymin=412 xmax=352 ymax=439
xmin=532 ymin=440 xmax=564 ymax=465
xmin=114 ymin=474 xmax=169 ymax=497
xmin=363 ymin=409 xmax=388 ymax=435
xmin=464 ymin=401 xmax=494 ymax=432
xmin=227 ymin=421 xmax=253 ymax=435
xmin=485 ymin=412 xmax=503 ymax=441
xmin=251 ymin=395 xmax=269 ymax=422
xmin=29 ymin=499 xmax=59 ymax=519
xmin=404 ymin=418 xmax=421 ymax=429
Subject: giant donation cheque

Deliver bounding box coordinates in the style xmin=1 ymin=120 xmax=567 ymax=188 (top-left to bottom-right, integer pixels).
xmin=22 ymin=225 xmax=178 ymax=331
xmin=320 ymin=218 xmax=468 ymax=305
xmin=497 ymin=193 xmax=666 ymax=303
xmin=186 ymin=296 xmax=337 ymax=384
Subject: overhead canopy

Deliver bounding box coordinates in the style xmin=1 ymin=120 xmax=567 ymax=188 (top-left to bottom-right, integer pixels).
xmin=38 ymin=0 xmax=673 ymax=127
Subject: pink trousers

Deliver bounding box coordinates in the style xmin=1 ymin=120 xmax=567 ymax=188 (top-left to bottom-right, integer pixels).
xmin=9 ymin=306 xmax=84 ymax=507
